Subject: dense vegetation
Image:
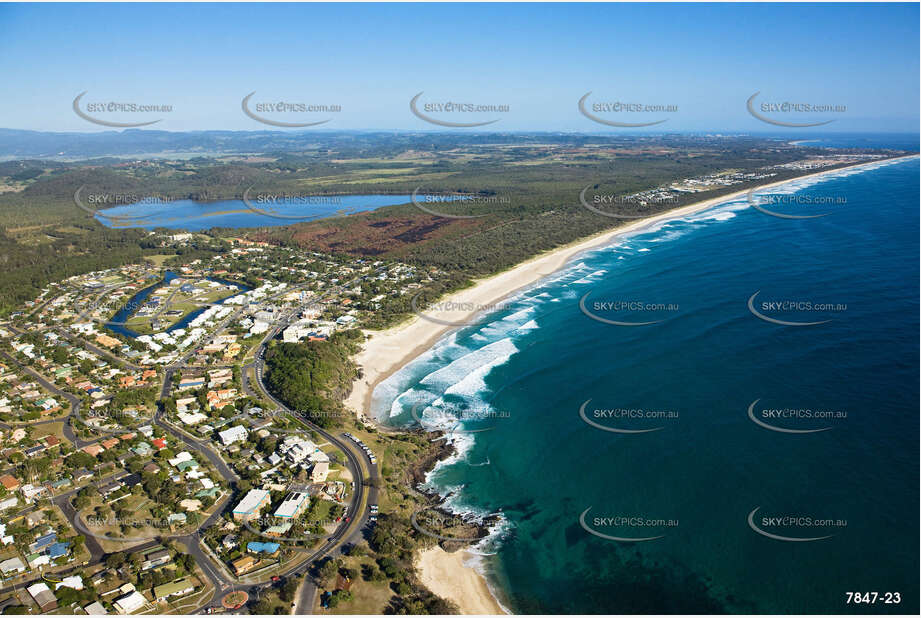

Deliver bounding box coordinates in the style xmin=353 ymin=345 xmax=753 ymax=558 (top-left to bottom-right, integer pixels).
xmin=1 ymin=133 xmax=909 ymax=317
xmin=262 ymin=332 xmax=362 ymax=428
xmin=0 ymin=224 xmax=154 ymax=314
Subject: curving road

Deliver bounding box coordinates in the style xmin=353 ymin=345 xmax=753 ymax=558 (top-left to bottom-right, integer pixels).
xmin=3 ymin=270 xmax=384 ymax=614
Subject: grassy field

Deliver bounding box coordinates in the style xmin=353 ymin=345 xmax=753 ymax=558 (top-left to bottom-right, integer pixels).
xmin=123 ymin=285 xmax=237 ymax=335
xmin=31 ymin=420 xmax=68 ymax=440
xmin=315 ymin=554 xmax=396 ymax=614
xmin=143 ymin=254 xmax=175 ymax=267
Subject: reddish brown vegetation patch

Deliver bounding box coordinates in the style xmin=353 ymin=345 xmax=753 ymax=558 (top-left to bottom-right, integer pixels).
xmin=252 ymin=215 xmax=484 ymax=257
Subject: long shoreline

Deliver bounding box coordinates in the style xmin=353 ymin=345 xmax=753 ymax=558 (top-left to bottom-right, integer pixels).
xmin=345 ymin=153 xmax=917 ymax=615
xmin=344 ymin=154 xmax=917 ymax=427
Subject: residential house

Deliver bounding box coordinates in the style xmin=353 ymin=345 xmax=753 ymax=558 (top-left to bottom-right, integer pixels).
xmin=83 ymin=444 xmax=105 ymax=457
xmin=74 ymin=468 xmax=94 ymax=482
xmin=0 ymin=556 xmax=25 ymax=576
xmin=0 ymin=474 xmax=19 ymax=492
xmin=84 ymin=601 xmax=108 ymax=615
xmin=26 ymin=582 xmax=58 ymax=612
xmin=113 ymin=590 xmax=146 ymax=614
xmin=21 ymin=483 xmax=48 ymax=501
xmin=218 ymin=425 xmax=247 ymax=446
xmin=153 ymin=577 xmax=195 ymax=602
xmin=140 ymin=548 xmax=171 ymax=571
xmin=231 ymin=555 xmax=256 ymax=575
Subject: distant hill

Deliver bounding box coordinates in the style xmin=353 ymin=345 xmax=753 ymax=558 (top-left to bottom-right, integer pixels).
xmin=0 ymin=128 xmax=364 ymax=159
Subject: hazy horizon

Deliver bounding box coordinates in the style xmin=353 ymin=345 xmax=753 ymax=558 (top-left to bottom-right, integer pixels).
xmin=1 ymin=3 xmax=918 ymax=133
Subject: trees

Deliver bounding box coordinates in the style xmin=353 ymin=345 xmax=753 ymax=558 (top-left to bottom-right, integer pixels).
xmin=105 ymin=551 xmax=127 ymax=570
xmin=251 ymin=599 xmax=273 ymax=614
xmin=263 ymin=336 xmax=360 ymax=429
xmin=340 ymin=567 xmax=358 ymax=582
xmin=279 ymin=578 xmax=299 ymax=603
xmin=345 ymin=542 xmax=366 ymax=557
xmin=327 ymin=589 xmax=352 ymax=608
xmin=316 ymin=557 xmax=341 ymax=584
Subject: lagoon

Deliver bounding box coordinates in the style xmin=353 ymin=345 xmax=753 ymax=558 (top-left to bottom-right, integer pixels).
xmin=106 ymin=271 xmax=250 ymax=338
xmin=94 ymin=194 xmax=418 ymax=230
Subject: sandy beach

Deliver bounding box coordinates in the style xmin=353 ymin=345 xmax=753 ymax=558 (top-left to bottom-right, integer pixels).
xmin=344 ymin=155 xmax=916 ymax=427
xmin=347 ymin=154 xmax=916 ymax=614
xmin=416 ymin=546 xmax=508 ymax=615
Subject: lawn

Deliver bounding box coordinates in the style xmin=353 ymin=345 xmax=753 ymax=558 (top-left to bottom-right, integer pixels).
xmin=124 ymin=285 xmax=237 ymax=334
xmin=316 ymin=555 xmax=395 ymax=615
xmin=143 ymin=254 xmax=175 ymax=267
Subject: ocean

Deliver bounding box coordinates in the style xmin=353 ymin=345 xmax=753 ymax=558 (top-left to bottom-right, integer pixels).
xmin=374 ymin=155 xmax=919 ymax=613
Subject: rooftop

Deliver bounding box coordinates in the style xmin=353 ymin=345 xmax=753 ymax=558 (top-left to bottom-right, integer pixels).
xmin=232 ymin=488 xmax=270 ymax=515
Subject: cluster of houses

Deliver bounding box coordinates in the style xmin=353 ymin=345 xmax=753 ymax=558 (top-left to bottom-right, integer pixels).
xmin=159 ymin=449 xmax=222 ymax=508
xmin=214 ymin=429 xmax=346 ymax=574
xmin=0 ymin=493 xmax=77 ymax=583
xmin=226 ymin=486 xmax=313 ymax=575
xmin=196 ymin=334 xmax=242 ymax=362
xmin=108 ymin=578 xmax=195 ymax=614
xmin=5 ymin=331 xmax=158 ymax=429
xmin=39 ymin=267 xmax=247 ymax=365
xmin=169 ymin=368 xmax=250 ymax=437
xmin=0 ymin=525 xmax=73 ymax=576
xmin=668 ymin=169 xmax=777 ymax=193
xmin=0 ymin=362 xmax=62 ymax=419
xmin=0 ymin=247 xmax=441 ymax=611
xmin=280 ymin=306 xmax=354 ymax=344
xmin=772 ymin=153 xmax=885 ymax=171
xmin=79 ymin=427 xmax=146 ymax=459
xmin=88 ymin=546 xmax=200 ymax=613
xmin=16 ymin=245 xmax=443 ymax=380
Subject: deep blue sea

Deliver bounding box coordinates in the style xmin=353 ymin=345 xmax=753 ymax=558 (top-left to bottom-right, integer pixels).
xmin=376 ymin=155 xmax=919 ymax=613
xmin=786 ymin=132 xmax=919 ymax=150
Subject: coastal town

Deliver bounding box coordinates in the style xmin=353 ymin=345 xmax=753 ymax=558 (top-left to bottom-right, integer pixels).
xmin=0 ymin=234 xmax=456 ymax=615
xmin=0 ymin=146 xmax=913 ymax=614
xmin=0 ymin=1 xmax=917 ymax=615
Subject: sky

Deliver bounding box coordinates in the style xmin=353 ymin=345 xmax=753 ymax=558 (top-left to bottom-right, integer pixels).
xmin=0 ymin=2 xmax=918 ymax=133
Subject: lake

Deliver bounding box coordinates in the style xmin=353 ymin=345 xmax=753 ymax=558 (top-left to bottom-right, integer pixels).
xmin=94 ymin=194 xmax=419 ymax=230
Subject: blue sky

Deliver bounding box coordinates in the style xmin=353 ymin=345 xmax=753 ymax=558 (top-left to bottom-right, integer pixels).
xmin=0 ymin=2 xmax=917 ymax=132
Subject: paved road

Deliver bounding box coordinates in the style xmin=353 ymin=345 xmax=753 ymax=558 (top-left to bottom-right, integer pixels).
xmin=154 ymin=409 xmax=240 ymax=487
xmin=182 ymin=284 xmax=386 ymax=612
xmin=0 ymin=349 xmax=89 ymax=448
xmin=55 ymin=327 xmax=143 ymax=370
xmin=294 ymin=575 xmax=318 ymax=614
xmin=141 ymin=354 xmax=367 ymax=611
xmin=4 ymin=271 xmax=383 ymax=613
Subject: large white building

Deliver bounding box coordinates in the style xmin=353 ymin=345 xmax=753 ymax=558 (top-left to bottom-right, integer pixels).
xmin=311 ymin=461 xmax=330 ymax=482
xmin=278 ymin=435 xmax=317 ymax=463
xmin=218 ymin=425 xmax=248 ymax=446
xmin=273 ymin=491 xmax=309 ymax=518
xmin=282 ymin=323 xmax=312 ymax=343
xmin=232 ymin=488 xmax=271 ymax=521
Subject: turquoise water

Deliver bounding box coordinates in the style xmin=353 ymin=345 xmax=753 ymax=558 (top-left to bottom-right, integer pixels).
xmin=377 ymin=157 xmax=919 ymax=613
